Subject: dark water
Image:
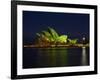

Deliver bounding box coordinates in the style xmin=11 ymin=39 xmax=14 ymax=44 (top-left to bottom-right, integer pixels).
xmin=23 ymin=47 xmax=89 ymax=69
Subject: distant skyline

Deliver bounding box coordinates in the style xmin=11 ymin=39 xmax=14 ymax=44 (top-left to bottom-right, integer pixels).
xmin=23 ymin=11 xmax=89 ymax=44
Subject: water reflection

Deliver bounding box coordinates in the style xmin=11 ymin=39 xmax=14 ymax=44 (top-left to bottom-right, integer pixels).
xmin=37 ymin=48 xmax=68 ymax=67
xmin=81 ymin=47 xmax=87 ymax=65
xmin=23 ymin=47 xmax=89 ymax=68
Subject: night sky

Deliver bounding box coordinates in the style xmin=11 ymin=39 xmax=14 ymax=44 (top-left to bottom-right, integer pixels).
xmin=23 ymin=11 xmax=89 ymax=44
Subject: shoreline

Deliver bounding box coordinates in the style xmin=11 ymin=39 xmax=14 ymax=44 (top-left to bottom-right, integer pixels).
xmin=24 ymin=44 xmax=89 ymax=48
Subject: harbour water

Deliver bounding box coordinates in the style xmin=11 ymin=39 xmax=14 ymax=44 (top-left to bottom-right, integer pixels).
xmin=23 ymin=47 xmax=89 ymax=68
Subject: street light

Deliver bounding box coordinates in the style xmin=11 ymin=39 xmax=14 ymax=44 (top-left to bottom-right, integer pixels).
xmin=82 ymin=37 xmax=86 ymax=44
